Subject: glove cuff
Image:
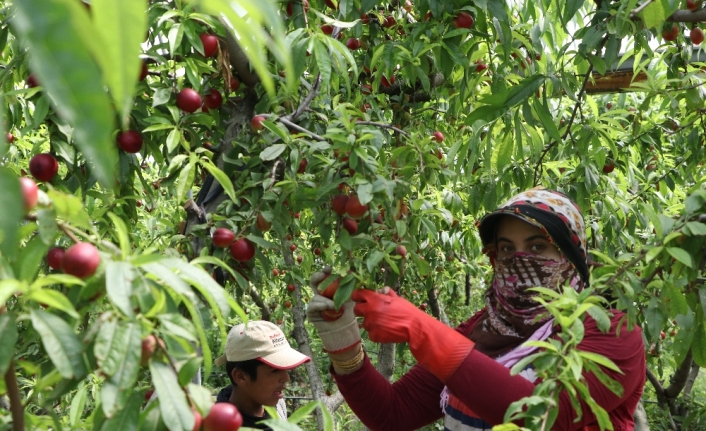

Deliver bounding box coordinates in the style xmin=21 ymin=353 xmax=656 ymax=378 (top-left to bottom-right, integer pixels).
xmin=318 ymin=318 xmax=362 ymax=354
xmin=409 ymin=316 xmax=474 ymax=382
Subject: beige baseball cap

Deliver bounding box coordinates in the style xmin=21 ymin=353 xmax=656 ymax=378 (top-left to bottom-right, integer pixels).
xmin=214 ymin=320 xmax=310 ymax=369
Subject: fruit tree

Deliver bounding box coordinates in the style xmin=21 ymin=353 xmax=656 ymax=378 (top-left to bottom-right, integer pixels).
xmin=3 ymin=0 xmax=706 ymax=430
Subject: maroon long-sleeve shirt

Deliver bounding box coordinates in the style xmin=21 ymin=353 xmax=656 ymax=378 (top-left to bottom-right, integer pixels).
xmin=332 ymin=309 xmax=645 ymax=431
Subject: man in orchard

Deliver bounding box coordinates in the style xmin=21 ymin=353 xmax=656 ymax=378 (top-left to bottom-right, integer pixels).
xmin=214 ymin=320 xmax=310 ymax=430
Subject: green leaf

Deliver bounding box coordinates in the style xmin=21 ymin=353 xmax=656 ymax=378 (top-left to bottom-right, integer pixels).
xmin=0 ymin=99 xmax=5 ymax=158
xmin=494 ymin=133 xmax=513 ymax=171
xmin=31 ymin=274 xmax=86 ymax=289
xmin=645 ymin=246 xmax=663 ymax=263
xmin=685 ymin=222 xmax=706 ymax=236
xmin=69 ymin=383 xmax=88 ymax=427
xmin=177 ymin=357 xmax=202 ymax=387
xmin=645 ymin=297 xmax=666 ymax=340
xmin=158 ymin=314 xmax=197 ymax=342
xmin=480 ymin=75 xmax=545 ymax=108
xmin=36 ymin=208 xmax=59 ymax=244
xmin=578 ymin=351 xmax=622 ymax=373
xmin=699 ymin=287 xmax=706 ymax=318
xmin=101 ymin=379 xmax=127 ymax=418
xmin=586 ymin=306 xmax=611 ymax=333
xmin=14 ymin=234 xmax=51 ymax=283
xmin=97 ymin=321 xmax=141 ymax=390
xmin=366 ymin=250 xmax=386 ymax=273
xmin=107 ymin=213 xmax=131 ymax=259
xmin=673 ymin=310 xmax=695 ymax=366
xmin=175 ymin=156 xmax=195 ymax=203
xmin=90 ymin=0 xmax=147 ymax=126
xmin=0 ymin=169 xmax=22 ymax=259
xmin=260 ymin=418 xmax=305 ymax=431
xmin=0 ymin=280 xmax=25 ymax=307
xmin=260 ymin=143 xmax=287 ymax=161
xmin=141 ymin=261 xmax=215 ymax=378
xmin=465 ymin=105 xmax=507 ymax=126
xmin=641 ymin=1 xmax=665 ymax=30
xmin=30 ymin=308 xmax=87 ymax=379
xmin=410 ymin=252 xmax=431 ymax=276
xmin=357 ymin=183 xmax=373 ymax=205
xmin=691 ymin=320 xmax=706 ymax=367
xmin=685 ymin=191 xmax=706 ymax=214
xmin=532 ymin=98 xmax=561 ymax=142
xmin=166 ymin=128 xmax=182 ymax=153
xmin=105 ymin=261 xmax=135 ymax=318
xmin=160 ymin=258 xmax=230 ymax=329
xmin=0 ymin=313 xmax=18 ymax=375
xmin=663 ymin=284 xmax=688 ymax=317
xmin=201 ymin=159 xmax=237 ymax=203
xmin=12 ymin=0 xmax=118 ymax=188
xmin=150 ymin=361 xmax=195 ymax=431
xmin=167 ymin=23 xmax=184 ymax=56
xmin=100 ymin=391 xmax=141 ymax=431
xmin=25 ymin=288 xmax=80 ymax=319
xmin=603 ymin=35 xmax=620 ymax=69
xmin=563 ymin=0 xmax=585 ymax=26
xmin=314 ymin=37 xmax=333 ymax=88
xmin=47 ymin=189 xmax=92 ymax=230
xmin=667 ymin=247 xmax=693 ymax=268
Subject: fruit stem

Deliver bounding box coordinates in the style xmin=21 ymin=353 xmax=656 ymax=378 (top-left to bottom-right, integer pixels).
xmin=57 ymin=222 xmax=82 ymax=244
xmin=25 ymin=213 xmax=84 ymax=243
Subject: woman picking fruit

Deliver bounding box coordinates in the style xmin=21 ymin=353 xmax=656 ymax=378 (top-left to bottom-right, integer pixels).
xmin=307 ymin=188 xmax=646 ymax=431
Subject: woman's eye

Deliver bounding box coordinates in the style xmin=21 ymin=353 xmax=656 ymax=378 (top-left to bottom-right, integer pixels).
xmin=530 ymin=244 xmax=545 ymax=252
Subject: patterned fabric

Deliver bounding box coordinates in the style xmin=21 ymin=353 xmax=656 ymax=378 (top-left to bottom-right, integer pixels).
xmin=480 ymin=187 xmax=587 ymax=263
xmin=487 ymin=252 xmax=583 ymax=335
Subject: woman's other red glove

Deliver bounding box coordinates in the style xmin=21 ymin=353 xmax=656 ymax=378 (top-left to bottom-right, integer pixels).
xmin=352 ymin=288 xmax=474 ymax=382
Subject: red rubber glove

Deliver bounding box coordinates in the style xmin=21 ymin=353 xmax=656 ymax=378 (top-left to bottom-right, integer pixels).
xmin=352 ymin=287 xmax=474 ymax=382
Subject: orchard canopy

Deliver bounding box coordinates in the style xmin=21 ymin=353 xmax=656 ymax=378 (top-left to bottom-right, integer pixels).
xmin=2 ymin=0 xmax=706 ymax=430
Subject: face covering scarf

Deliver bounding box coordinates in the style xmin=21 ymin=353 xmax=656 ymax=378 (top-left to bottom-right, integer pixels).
xmin=470 ymin=252 xmax=584 ymax=358
xmin=440 ymin=253 xmax=585 ymax=422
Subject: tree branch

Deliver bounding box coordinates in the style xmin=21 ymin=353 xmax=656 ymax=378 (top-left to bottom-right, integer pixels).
xmin=219 ymin=18 xmax=260 ymax=87
xmin=645 ymin=366 xmax=669 ymax=407
xmin=249 ymin=287 xmax=271 ymax=322
xmin=664 ymin=349 xmax=693 ymax=398
xmin=354 ymin=121 xmax=409 ymax=136
xmin=683 ymin=360 xmax=701 ymax=398
xmin=279 ymin=118 xmax=326 ymax=141
xmin=289 ymin=282 xmax=345 ymax=429
xmin=630 ymin=1 xmax=654 ymax=18
xmin=287 ymin=74 xmax=322 ymax=122
xmin=183 ymin=199 xmax=204 ymax=222
xmin=259 ymin=114 xmax=326 ymax=141
xmin=668 ymin=9 xmax=706 ymax=22
xmin=4 ymin=360 xmax=25 ymax=431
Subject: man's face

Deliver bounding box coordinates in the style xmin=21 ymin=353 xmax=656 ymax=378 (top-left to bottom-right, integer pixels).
xmin=240 ymin=364 xmax=291 ymax=408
